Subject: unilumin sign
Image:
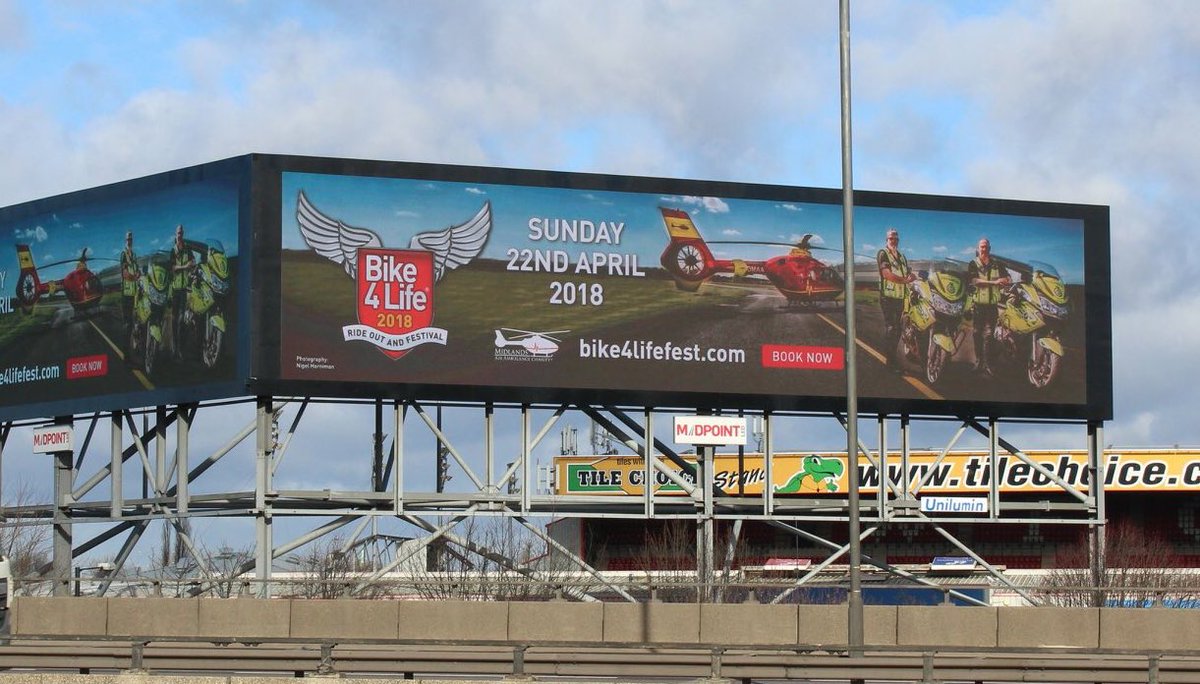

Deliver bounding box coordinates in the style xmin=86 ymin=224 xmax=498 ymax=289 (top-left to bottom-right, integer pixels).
xmin=919 ymin=496 xmax=988 ymax=514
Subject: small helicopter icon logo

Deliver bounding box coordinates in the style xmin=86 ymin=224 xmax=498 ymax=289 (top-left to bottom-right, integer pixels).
xmin=494 ymin=328 xmax=569 ymax=357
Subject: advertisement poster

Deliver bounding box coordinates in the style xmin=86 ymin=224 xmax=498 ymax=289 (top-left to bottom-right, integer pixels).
xmin=279 ymin=171 xmax=1088 ymax=411
xmin=554 ymin=449 xmax=1200 ymax=496
xmin=0 ymin=177 xmax=240 ymax=416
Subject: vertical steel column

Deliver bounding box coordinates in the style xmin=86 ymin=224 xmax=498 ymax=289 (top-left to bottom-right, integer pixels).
xmin=393 ymin=401 xmax=404 ymax=514
xmin=763 ymin=413 xmax=773 ymax=517
xmin=736 ymin=409 xmax=746 ymax=497
xmin=697 ymin=445 xmax=715 ymax=598
xmin=643 ymin=408 xmax=654 ymax=518
xmin=0 ymin=423 xmax=7 ymax=513
xmin=177 ymin=407 xmax=190 ymax=515
xmin=877 ymin=417 xmax=887 ymax=516
xmin=155 ymin=406 xmax=167 ymax=495
xmin=373 ymin=399 xmax=383 ymax=492
xmin=1088 ymin=420 xmax=1106 ymax=607
xmin=435 ymin=406 xmax=447 ymax=493
xmin=988 ymin=419 xmax=999 ymax=520
xmin=485 ymin=402 xmax=494 ymax=494
xmin=901 ymin=416 xmax=911 ymax=501
xmin=255 ymin=397 xmax=274 ymax=597
xmin=838 ymin=0 xmax=864 ymax=656
xmin=110 ymin=413 xmax=123 ymax=518
xmin=51 ymin=416 xmax=74 ymax=596
xmin=521 ymin=405 xmax=531 ymax=512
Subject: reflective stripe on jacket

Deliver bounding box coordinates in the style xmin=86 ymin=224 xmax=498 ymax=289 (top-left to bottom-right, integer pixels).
xmin=971 ymin=257 xmax=1005 ymax=305
xmin=878 ymin=249 xmax=909 ymax=300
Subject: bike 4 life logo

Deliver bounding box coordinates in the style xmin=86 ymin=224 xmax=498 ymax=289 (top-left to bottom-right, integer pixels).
xmin=296 ymin=190 xmax=492 ymax=359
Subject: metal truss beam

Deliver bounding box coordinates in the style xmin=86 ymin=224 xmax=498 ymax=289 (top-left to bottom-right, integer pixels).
xmin=0 ymin=397 xmax=1103 ymax=603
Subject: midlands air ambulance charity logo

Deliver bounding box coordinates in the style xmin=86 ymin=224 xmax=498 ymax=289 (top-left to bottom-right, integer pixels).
xmin=296 ymin=190 xmax=492 ymax=359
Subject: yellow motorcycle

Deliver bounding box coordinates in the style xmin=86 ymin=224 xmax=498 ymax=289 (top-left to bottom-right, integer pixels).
xmin=128 ymin=253 xmax=170 ymax=375
xmin=900 ymin=259 xmax=968 ymax=384
xmin=177 ymin=239 xmax=229 ymax=369
xmin=993 ymin=260 xmax=1069 ymax=388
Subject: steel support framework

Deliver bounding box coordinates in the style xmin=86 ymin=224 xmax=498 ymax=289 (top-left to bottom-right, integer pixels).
xmin=0 ymin=397 xmax=1105 ymax=603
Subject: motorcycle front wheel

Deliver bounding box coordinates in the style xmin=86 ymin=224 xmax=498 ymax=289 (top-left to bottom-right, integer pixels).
xmin=201 ymin=314 xmax=223 ymax=369
xmin=926 ymin=330 xmax=947 ymax=384
xmin=1027 ymin=335 xmax=1061 ymax=388
xmin=144 ymin=322 xmax=158 ymax=375
xmin=900 ymin=321 xmax=920 ymax=362
xmin=128 ymin=321 xmax=141 ymax=359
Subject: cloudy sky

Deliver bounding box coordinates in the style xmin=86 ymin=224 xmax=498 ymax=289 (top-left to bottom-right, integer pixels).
xmin=1 ymin=1 xmax=1197 ymax=556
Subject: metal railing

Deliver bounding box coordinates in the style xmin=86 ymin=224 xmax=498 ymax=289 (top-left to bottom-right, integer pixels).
xmin=0 ymin=634 xmax=1196 ymax=682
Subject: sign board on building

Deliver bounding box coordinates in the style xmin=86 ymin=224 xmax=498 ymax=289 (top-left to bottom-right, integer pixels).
xmin=32 ymin=425 xmax=74 ymax=453
xmin=930 ymin=556 xmax=977 ymax=572
xmin=553 ymin=449 xmax=1200 ymax=496
xmin=673 ymin=416 xmax=747 ymax=446
xmin=919 ymin=496 xmax=989 ymax=514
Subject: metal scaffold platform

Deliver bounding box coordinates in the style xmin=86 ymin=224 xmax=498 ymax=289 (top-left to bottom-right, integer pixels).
xmin=0 ymin=398 xmax=1106 ymax=605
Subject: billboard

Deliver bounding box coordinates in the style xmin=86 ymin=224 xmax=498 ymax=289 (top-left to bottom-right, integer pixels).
xmin=0 ymin=159 xmax=247 ymax=420
xmin=269 ymin=157 xmax=1110 ymax=419
xmin=553 ymin=449 xmax=1200 ymax=496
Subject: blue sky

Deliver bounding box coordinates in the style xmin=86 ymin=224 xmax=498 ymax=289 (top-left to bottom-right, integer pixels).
xmin=284 ymin=172 xmax=1085 ymax=282
xmin=0 ymin=0 xmax=1197 ymax=560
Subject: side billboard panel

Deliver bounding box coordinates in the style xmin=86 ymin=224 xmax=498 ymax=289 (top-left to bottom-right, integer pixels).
xmin=267 ymin=158 xmax=1110 ymax=419
xmin=0 ymin=160 xmax=247 ymax=420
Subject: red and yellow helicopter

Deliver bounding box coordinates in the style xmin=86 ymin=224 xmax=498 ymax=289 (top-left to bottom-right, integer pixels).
xmin=658 ymin=208 xmax=845 ymax=306
xmin=14 ymin=244 xmax=108 ymax=314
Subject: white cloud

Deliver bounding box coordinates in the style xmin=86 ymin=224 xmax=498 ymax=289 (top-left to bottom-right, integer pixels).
xmin=680 ymin=196 xmax=730 ymax=213
xmin=14 ymin=225 xmax=48 ymax=242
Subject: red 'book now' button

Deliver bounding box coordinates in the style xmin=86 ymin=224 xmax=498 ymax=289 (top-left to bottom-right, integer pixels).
xmin=66 ymin=355 xmax=108 ymax=379
xmin=761 ymin=345 xmax=844 ymax=370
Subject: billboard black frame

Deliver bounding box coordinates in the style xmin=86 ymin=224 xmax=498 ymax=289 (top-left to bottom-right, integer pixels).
xmin=249 ymin=153 xmax=1112 ymax=421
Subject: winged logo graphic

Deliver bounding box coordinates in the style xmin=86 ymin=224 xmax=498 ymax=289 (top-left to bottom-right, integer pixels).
xmin=296 ymin=190 xmax=492 ymax=281
xmin=295 ymin=190 xmax=493 ymax=359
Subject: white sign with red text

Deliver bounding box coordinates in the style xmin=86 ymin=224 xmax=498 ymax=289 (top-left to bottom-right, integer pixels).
xmin=32 ymin=425 xmax=74 ymax=453
xmin=673 ymin=416 xmax=747 ymax=446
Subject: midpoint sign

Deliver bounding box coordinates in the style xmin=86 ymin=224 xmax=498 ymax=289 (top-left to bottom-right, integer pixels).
xmin=32 ymin=425 xmax=74 ymax=454
xmin=673 ymin=416 xmax=747 ymax=446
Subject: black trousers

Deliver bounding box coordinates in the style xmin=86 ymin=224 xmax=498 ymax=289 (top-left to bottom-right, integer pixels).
xmin=973 ymin=303 xmax=999 ymax=368
xmin=880 ymin=296 xmax=905 ymax=363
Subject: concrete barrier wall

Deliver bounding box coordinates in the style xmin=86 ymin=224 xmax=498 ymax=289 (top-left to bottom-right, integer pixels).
xmin=700 ymin=603 xmax=798 ymax=645
xmin=1100 ymin=607 xmax=1200 ymax=650
xmin=291 ymin=598 xmax=399 ymax=640
xmin=108 ymin=597 xmax=199 ymax=637
xmin=603 ymin=602 xmax=699 ymax=643
xmin=997 ymin=606 xmax=1099 ymax=648
xmin=13 ymin=597 xmax=108 ymax=636
xmin=10 ymin=598 xmax=1200 ymax=653
xmin=398 ymin=601 xmax=508 ymax=641
xmin=199 ymin=597 xmax=292 ymax=639
xmin=896 ymin=606 xmax=998 ymax=648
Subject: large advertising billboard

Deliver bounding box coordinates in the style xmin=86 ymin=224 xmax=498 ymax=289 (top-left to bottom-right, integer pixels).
xmin=0 ymin=161 xmax=246 ymax=420
xmin=272 ymin=159 xmax=1110 ymax=419
xmin=554 ymin=449 xmax=1200 ymax=497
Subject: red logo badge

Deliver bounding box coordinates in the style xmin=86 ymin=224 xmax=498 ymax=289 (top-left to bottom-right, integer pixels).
xmin=345 ymin=248 xmax=445 ymax=359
